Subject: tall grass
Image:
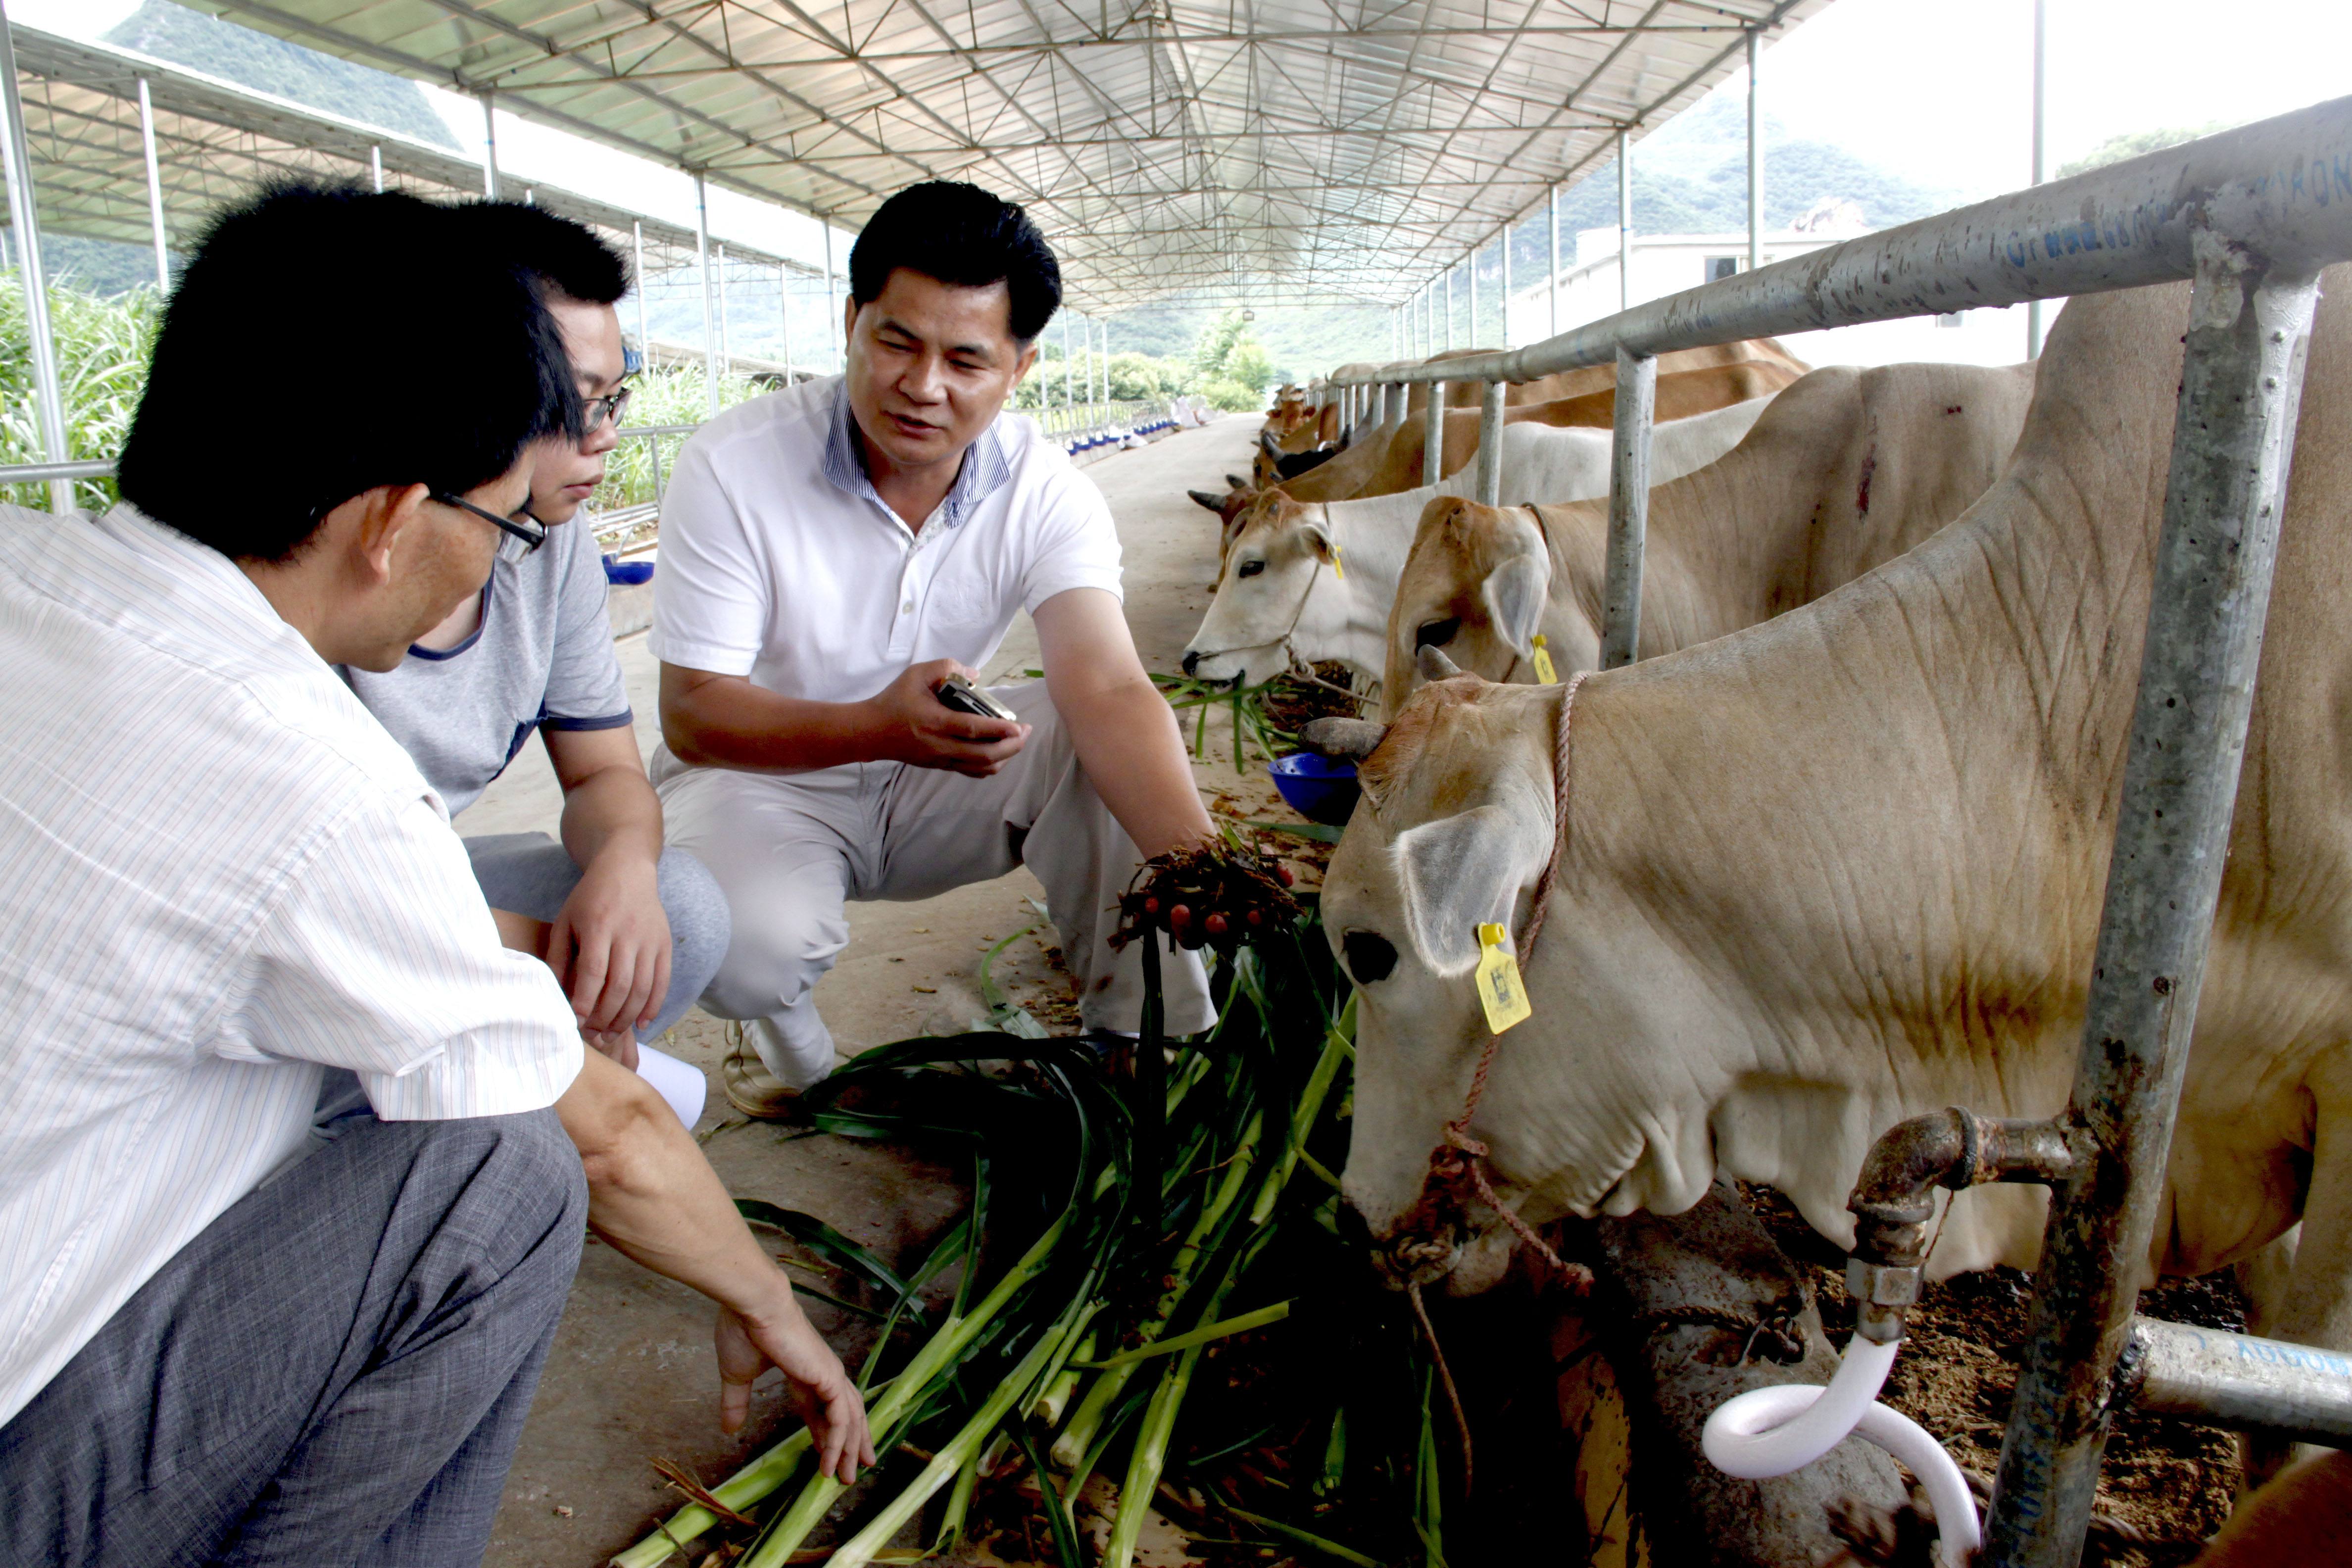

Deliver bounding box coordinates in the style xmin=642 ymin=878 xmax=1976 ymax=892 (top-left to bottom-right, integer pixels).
xmin=0 ymin=271 xmax=161 ymax=513
xmin=590 ymin=362 xmax=766 ymax=515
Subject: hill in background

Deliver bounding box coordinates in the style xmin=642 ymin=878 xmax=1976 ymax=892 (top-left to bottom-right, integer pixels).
xmin=102 ymin=0 xmax=459 ymax=148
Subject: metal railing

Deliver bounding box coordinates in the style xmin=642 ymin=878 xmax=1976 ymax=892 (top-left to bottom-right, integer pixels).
xmin=1325 ymin=97 xmax=2352 ymax=1568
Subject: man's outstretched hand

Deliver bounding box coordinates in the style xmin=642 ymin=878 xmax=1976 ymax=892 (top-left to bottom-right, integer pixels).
xmin=716 ymin=1298 xmax=877 ymax=1483
xmin=866 ymin=659 xmax=1029 ymax=777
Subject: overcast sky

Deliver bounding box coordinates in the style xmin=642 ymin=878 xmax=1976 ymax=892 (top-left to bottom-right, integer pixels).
xmin=18 ymin=0 xmax=2352 ymax=282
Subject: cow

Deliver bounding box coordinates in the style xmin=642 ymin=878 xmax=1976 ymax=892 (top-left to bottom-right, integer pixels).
xmin=1283 ymin=360 xmax=1806 ymax=506
xmin=1380 ymin=360 xmax=2038 ymax=714
xmin=1183 ymin=394 xmax=1780 ymax=686
xmin=1318 ymin=268 xmax=2352 ymax=1387
xmin=1389 ymin=339 xmax=1812 ymax=416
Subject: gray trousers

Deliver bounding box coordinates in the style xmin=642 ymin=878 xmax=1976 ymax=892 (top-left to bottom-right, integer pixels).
xmin=0 ymin=1109 xmax=586 ymax=1568
xmin=463 ymin=835 xmax=731 ymax=1043
xmin=652 ymin=679 xmax=1214 ymax=1089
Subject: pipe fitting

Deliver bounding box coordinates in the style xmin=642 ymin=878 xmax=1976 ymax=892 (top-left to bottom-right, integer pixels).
xmin=1844 ymin=1107 xmax=2078 ymax=1341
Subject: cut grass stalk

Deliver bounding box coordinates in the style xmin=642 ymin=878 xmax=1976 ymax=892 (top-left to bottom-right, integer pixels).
xmin=609 ymin=1428 xmax=813 ymax=1568
xmin=1075 ymin=1299 xmax=1291 ymax=1369
xmin=1226 ymin=1506 xmax=1390 ymax=1568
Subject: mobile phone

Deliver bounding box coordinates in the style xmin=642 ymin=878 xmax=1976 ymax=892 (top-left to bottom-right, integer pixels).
xmin=934 ymin=672 xmax=1018 ymax=723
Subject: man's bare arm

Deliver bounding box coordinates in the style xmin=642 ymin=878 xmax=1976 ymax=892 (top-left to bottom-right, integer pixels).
xmin=661 ymin=660 xmax=1029 ymax=777
xmin=1033 ymin=587 xmax=1217 ymax=859
xmin=555 ymin=1049 xmax=876 ymax=1478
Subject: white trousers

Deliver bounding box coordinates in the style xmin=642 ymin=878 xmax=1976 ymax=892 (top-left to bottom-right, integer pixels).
xmin=654 ymin=680 xmax=1213 ymax=1088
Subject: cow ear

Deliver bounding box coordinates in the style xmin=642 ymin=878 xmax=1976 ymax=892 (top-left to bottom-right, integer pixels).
xmin=1189 ymin=489 xmax=1227 ymax=514
xmin=1301 ymin=520 xmax=1338 ymax=566
xmin=1392 ymin=803 xmax=1533 ymax=977
xmin=1483 ymin=552 xmax=1551 ymax=658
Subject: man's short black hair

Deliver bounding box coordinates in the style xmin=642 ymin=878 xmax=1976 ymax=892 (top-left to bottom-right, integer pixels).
xmin=117 ymin=182 xmax=578 ymax=563
xmin=455 ymin=199 xmax=630 ymax=305
xmin=848 ymin=181 xmax=1061 ymax=343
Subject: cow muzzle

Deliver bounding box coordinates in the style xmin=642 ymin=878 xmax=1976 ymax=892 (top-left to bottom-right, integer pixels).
xmin=1376 ymin=1229 xmax=1463 ymax=1290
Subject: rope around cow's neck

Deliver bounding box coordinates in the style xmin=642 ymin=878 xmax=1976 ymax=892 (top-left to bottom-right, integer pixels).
xmin=1424 ymin=669 xmax=1593 ymax=1287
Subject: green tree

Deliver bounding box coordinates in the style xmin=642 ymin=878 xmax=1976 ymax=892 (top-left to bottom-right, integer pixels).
xmin=2057 ymin=121 xmax=2241 ymax=180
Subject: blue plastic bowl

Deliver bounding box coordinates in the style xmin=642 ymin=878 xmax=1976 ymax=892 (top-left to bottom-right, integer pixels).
xmin=1269 ymin=752 xmax=1361 ymax=827
xmin=602 ymin=556 xmax=655 ymax=587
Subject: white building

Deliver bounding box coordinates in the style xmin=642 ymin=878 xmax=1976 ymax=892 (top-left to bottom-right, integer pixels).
xmin=1504 ymin=216 xmax=2035 ymax=371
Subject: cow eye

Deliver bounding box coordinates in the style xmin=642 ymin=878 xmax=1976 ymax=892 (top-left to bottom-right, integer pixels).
xmin=1415 ymin=617 xmax=1461 ymax=649
xmin=1237 ymin=559 xmax=1266 ymax=578
xmin=1342 ymin=929 xmax=1398 ymax=985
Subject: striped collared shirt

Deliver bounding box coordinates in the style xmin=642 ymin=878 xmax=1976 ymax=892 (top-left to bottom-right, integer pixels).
xmin=0 ymin=504 xmax=583 ymax=1426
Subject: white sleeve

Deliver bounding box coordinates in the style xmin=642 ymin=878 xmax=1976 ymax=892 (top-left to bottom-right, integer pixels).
xmin=1022 ymin=466 xmax=1125 ymax=612
xmin=213 ymin=789 xmax=584 ymax=1121
xmin=649 ymin=434 xmax=771 ymax=677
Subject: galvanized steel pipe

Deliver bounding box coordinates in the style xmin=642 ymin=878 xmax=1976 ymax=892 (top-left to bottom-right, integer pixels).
xmin=0 ymin=0 xmax=73 ymax=514
xmin=2121 ymin=1318 xmax=2352 ymax=1447
xmin=1983 ymin=232 xmax=2323 ymax=1568
xmin=1600 ymin=349 xmax=1656 ymax=668
xmin=1473 ymin=380 xmax=1504 ymax=505
xmin=1423 ymin=380 xmax=1445 ymax=489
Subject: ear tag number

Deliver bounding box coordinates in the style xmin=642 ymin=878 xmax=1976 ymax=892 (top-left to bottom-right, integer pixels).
xmin=1530 ymin=634 xmax=1559 ymax=685
xmin=1330 ymin=542 xmax=1345 ymax=580
xmin=1474 ymin=922 xmax=1533 ymax=1034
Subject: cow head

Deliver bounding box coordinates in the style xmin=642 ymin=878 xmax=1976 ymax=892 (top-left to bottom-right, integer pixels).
xmin=1182 ymin=490 xmax=1339 ymax=685
xmin=1381 ymin=499 xmax=1598 ymax=719
xmin=1323 ymin=668 xmax=1683 ymax=1293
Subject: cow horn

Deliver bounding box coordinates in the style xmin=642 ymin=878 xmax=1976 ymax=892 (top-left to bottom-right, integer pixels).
xmin=1417 ymin=644 xmax=1463 ymax=682
xmin=1187 ymin=489 xmax=1227 ymax=513
xmin=1259 ymin=429 xmax=1281 ymax=459
xmin=1298 ymin=717 xmax=1387 ymax=761
xmin=1225 ymin=473 xmax=1247 ymax=488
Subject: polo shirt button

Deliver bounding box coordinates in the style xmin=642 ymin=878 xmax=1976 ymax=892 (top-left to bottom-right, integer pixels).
xmin=902 ymin=600 xmax=915 ymax=613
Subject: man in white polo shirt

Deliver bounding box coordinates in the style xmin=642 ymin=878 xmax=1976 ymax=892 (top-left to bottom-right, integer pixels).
xmin=652 ymin=181 xmax=1215 ymax=1113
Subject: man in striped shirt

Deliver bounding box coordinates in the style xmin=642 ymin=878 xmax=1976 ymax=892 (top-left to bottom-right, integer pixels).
xmin=0 ymin=185 xmax=870 ymax=1568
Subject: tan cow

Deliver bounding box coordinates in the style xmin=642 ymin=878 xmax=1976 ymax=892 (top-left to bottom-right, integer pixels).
xmin=1279 ymin=359 xmax=1805 ymax=507
xmin=1380 ymin=360 xmax=2037 ymax=713
xmin=1397 ymin=339 xmax=1813 ymax=415
xmin=1321 ymin=269 xmax=2352 ymax=1374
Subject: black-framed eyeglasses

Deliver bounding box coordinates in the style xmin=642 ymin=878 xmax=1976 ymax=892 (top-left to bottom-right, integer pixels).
xmin=583 ymin=385 xmax=633 ymax=433
xmin=431 ymin=491 xmax=548 ymax=553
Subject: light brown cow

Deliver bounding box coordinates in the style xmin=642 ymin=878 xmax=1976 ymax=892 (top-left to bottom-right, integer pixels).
xmin=1380 ymin=360 xmax=2038 ymax=712
xmin=1322 ymin=270 xmax=2352 ymax=1382
xmin=1398 ymin=339 xmax=1812 ymax=415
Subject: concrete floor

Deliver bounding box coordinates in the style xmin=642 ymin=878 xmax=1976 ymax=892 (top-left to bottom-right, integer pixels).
xmin=478 ymin=413 xmax=1294 ymax=1567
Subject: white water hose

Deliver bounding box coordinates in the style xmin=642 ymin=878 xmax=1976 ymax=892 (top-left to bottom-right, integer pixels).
xmin=1702 ymin=1335 xmax=1981 ymax=1568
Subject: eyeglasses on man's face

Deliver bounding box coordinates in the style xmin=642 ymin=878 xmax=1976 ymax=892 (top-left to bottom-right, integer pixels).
xmin=582 ymin=385 xmax=633 ymax=434
xmin=430 ymin=490 xmax=548 ymax=553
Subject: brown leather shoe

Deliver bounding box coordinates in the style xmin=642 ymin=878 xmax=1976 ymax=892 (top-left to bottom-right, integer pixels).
xmin=721 ymin=1023 xmax=804 ymax=1122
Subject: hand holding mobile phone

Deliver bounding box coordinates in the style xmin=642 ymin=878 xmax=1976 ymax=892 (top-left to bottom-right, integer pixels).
xmin=933 ymin=672 xmax=1018 ymax=723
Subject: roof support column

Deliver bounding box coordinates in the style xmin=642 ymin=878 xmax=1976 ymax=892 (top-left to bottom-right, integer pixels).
xmin=1097 ymin=318 xmax=1109 ymax=410
xmin=135 ymin=76 xmax=169 ymax=293
xmin=1500 ymin=226 xmax=1512 ymax=348
xmin=693 ymin=173 xmax=717 ymax=419
xmin=1468 ymin=248 xmax=1479 ymax=346
xmin=1061 ymin=310 xmax=1073 ymax=410
xmin=630 ymin=220 xmax=649 ymax=363
xmin=479 ymin=91 xmax=498 ymax=198
xmin=716 ymin=243 xmax=731 ymax=371
xmin=1548 ymin=186 xmax=1560 ymax=340
xmin=369 ymin=143 xmax=383 ymax=193
xmin=0 ymin=0 xmax=73 ymax=514
xmin=1617 ymin=129 xmax=1633 ymax=313
xmin=824 ymin=223 xmax=840 ymax=373
xmin=2027 ymin=0 xmax=2048 ymax=359
xmin=780 ymin=263 xmax=794 ymax=383
xmin=1747 ymin=30 xmax=1763 ymax=273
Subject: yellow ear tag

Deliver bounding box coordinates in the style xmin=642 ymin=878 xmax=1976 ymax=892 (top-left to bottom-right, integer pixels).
xmin=1530 ymin=634 xmax=1559 ymax=685
xmin=1474 ymin=922 xmax=1533 ymax=1034
xmin=1329 ymin=542 xmax=1345 ymax=580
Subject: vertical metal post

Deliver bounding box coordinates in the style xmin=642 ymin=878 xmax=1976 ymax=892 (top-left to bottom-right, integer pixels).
xmin=1982 ymin=241 xmax=2319 ymax=1568
xmin=1061 ymin=310 xmax=1073 ymax=408
xmin=780 ymin=263 xmax=794 ymax=383
xmin=1388 ymin=382 xmax=1404 ymax=428
xmin=716 ymin=242 xmax=731 ymax=370
xmin=1599 ymin=348 xmax=1657 ymax=667
xmin=369 ymin=143 xmax=383 ymax=193
xmin=1468 ymin=246 xmax=1479 ymax=345
xmin=1473 ymin=380 xmax=1505 ymax=505
xmin=1617 ymin=129 xmax=1633 ymax=312
xmin=1446 ymin=268 xmax=1456 ymax=349
xmin=823 ymin=223 xmax=840 ymax=371
xmin=1548 ymin=186 xmax=1561 ymax=339
xmin=1747 ymin=30 xmax=1763 ymax=274
xmin=630 ymin=220 xmax=649 ymax=363
xmin=1500 ymin=225 xmax=1513 ymax=348
xmin=693 ymin=173 xmax=717 ymax=419
xmin=1423 ymin=378 xmax=1446 ymax=488
xmin=1097 ymin=318 xmax=1109 ymax=409
xmin=2026 ymin=0 xmax=2048 ymax=359
xmin=0 ymin=0 xmax=72 ymax=513
xmin=136 ymin=77 xmax=169 ymax=292
xmin=479 ymin=91 xmax=498 ymax=197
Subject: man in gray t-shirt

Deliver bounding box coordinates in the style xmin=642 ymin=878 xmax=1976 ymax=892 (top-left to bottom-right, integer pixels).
xmin=341 ymin=205 xmax=729 ymax=1126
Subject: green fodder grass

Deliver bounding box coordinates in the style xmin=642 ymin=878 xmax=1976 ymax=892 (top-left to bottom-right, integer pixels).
xmin=0 ymin=272 xmax=162 ymax=514
xmin=589 ymin=363 xmax=767 ymax=517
